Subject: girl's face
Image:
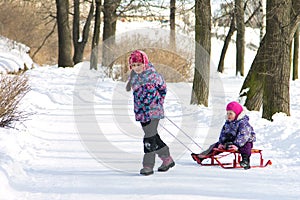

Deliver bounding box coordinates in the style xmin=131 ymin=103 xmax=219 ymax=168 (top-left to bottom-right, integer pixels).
xmin=131 ymin=63 xmax=144 ymax=74
xmin=226 ymin=110 xmax=236 ymax=121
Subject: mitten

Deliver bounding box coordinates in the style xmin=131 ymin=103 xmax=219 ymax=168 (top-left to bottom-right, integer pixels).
xmin=126 ymin=80 xmax=132 ymax=91
xmin=218 ymin=143 xmax=225 ymax=149
xmin=228 ymin=145 xmax=238 ymax=151
xmin=125 ymin=70 xmax=134 ymax=92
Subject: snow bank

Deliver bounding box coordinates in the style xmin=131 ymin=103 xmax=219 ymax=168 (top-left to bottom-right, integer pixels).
xmin=0 ymin=36 xmax=34 ymax=73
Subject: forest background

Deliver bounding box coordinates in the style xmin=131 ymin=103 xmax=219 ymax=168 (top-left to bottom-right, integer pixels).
xmin=0 ymin=0 xmax=299 ymax=122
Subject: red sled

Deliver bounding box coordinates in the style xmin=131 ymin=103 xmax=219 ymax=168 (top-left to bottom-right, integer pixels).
xmin=191 ymin=148 xmax=272 ymax=169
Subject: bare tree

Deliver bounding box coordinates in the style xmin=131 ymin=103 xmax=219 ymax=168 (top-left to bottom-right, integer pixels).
xmin=56 ymin=0 xmax=73 ymax=67
xmin=73 ymin=0 xmax=94 ymax=65
xmin=90 ymin=0 xmax=102 ymax=70
xmin=235 ymin=0 xmax=245 ymax=76
xmin=170 ymin=0 xmax=176 ymax=49
xmin=293 ymin=25 xmax=299 ymax=80
xmin=217 ymin=12 xmax=235 ymax=73
xmin=216 ymin=1 xmax=261 ymax=74
xmin=191 ymin=0 xmax=211 ymax=106
xmin=102 ymin=0 xmax=121 ymax=69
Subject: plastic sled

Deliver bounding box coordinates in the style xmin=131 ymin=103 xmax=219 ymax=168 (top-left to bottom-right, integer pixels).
xmin=191 ymin=148 xmax=272 ymax=169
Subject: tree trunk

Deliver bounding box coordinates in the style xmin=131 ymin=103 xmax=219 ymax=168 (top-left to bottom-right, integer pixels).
xmin=191 ymin=0 xmax=211 ymax=106
xmin=262 ymin=0 xmax=292 ymax=120
xmin=55 ymin=0 xmax=73 ymax=67
xmin=218 ymin=13 xmax=235 ymax=73
xmin=240 ymin=0 xmax=300 ymax=114
xmin=239 ymin=35 xmax=267 ymax=111
xmin=235 ymin=0 xmax=245 ymax=76
xmin=218 ymin=4 xmax=259 ymax=74
xmin=290 ymin=0 xmax=300 ymax=41
xmin=73 ymin=0 xmax=94 ymax=65
xmin=293 ymin=25 xmax=299 ymax=80
xmin=102 ymin=0 xmax=121 ymax=70
xmin=90 ymin=0 xmax=102 ymax=70
xmin=170 ymin=0 xmax=176 ymax=49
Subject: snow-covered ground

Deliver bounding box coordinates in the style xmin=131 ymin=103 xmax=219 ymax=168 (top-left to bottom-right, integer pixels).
xmin=1 ymin=26 xmax=300 ymax=199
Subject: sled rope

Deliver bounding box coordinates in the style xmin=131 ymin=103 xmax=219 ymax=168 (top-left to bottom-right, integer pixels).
xmin=165 ymin=116 xmax=203 ymax=150
xmin=159 ymin=123 xmax=194 ymax=152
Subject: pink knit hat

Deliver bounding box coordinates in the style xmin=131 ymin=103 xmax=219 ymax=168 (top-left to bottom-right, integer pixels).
xmin=128 ymin=50 xmax=149 ymax=69
xmin=226 ymin=101 xmax=243 ymax=119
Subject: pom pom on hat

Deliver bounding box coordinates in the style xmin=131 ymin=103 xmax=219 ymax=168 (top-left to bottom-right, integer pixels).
xmin=226 ymin=101 xmax=243 ymax=118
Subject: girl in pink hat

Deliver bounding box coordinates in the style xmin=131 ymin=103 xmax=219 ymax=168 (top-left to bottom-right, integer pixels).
xmin=126 ymin=50 xmax=175 ymax=175
xmin=192 ymin=101 xmax=256 ymax=169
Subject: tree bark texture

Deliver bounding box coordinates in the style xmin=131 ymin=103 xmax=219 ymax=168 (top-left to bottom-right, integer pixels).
xmin=191 ymin=0 xmax=211 ymax=106
xmin=239 ymin=0 xmax=300 ymax=116
xmin=90 ymin=0 xmax=102 ymax=70
xmin=262 ymin=0 xmax=292 ymax=120
xmin=102 ymin=0 xmax=121 ymax=69
xmin=293 ymin=26 xmax=299 ymax=80
xmin=235 ymin=0 xmax=245 ymax=76
xmin=290 ymin=0 xmax=300 ymax=41
xmin=170 ymin=0 xmax=176 ymax=49
xmin=240 ymin=35 xmax=267 ymax=111
xmin=55 ymin=0 xmax=73 ymax=67
xmin=218 ymin=12 xmax=235 ymax=73
xmin=73 ymin=0 xmax=94 ymax=65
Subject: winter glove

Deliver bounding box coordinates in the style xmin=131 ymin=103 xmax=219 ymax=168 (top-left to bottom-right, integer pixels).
xmin=217 ymin=144 xmax=225 ymax=149
xmin=125 ymin=70 xmax=134 ymax=92
xmin=125 ymin=80 xmax=132 ymax=92
xmin=227 ymin=145 xmax=238 ymax=151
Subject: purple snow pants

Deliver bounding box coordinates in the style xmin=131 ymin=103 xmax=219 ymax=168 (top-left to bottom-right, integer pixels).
xmin=239 ymin=142 xmax=253 ymax=157
xmin=200 ymin=142 xmax=253 ymax=157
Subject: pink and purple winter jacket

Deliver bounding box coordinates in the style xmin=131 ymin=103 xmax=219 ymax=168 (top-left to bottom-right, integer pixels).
xmin=130 ymin=63 xmax=166 ymax=123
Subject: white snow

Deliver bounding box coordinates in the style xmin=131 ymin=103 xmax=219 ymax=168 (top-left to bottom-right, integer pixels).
xmin=0 ymin=36 xmax=34 ymax=73
xmin=1 ymin=23 xmax=300 ymax=200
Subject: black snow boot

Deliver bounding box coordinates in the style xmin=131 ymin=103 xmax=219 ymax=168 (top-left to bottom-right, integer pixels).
xmin=191 ymin=153 xmax=205 ymax=164
xmin=240 ymin=154 xmax=250 ymax=170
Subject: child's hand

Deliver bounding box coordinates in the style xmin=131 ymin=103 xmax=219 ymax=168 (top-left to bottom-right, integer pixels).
xmin=228 ymin=145 xmax=238 ymax=151
xmin=218 ymin=144 xmax=225 ymax=149
xmin=125 ymin=70 xmax=135 ymax=92
xmin=126 ymin=81 xmax=132 ymax=91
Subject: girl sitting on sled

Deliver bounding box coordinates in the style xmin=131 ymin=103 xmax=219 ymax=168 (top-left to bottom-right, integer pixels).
xmin=192 ymin=101 xmax=256 ymax=169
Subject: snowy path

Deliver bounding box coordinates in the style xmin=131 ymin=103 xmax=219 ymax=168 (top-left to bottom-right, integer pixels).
xmin=1 ymin=66 xmax=300 ymax=200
